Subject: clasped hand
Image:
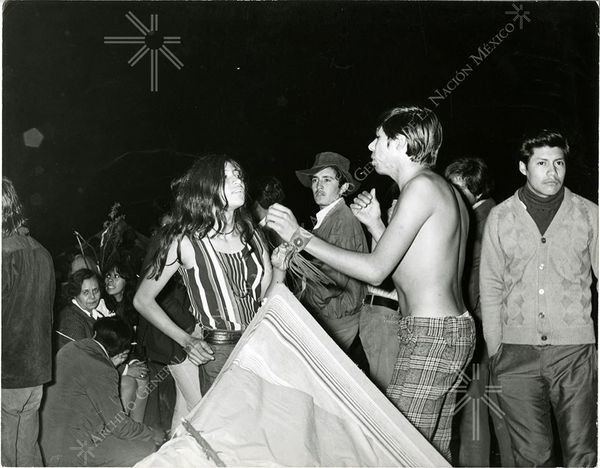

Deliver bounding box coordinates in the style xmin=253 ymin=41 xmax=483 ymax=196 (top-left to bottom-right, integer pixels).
xmin=350 ymin=188 xmax=382 ymax=227
xmin=183 ymin=337 xmax=214 ymax=365
xmin=150 ymin=426 xmax=167 ymax=446
xmin=126 ymin=360 xmax=148 ymax=379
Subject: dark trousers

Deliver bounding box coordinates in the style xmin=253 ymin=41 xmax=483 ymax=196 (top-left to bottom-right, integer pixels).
xmin=492 ymin=343 xmax=597 ymax=467
xmin=455 ymin=347 xmax=514 ymax=466
xmin=2 ymin=386 xmax=43 ymax=467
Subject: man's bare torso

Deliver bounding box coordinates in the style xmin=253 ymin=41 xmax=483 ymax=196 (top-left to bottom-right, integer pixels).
xmin=391 ymin=172 xmax=469 ymax=317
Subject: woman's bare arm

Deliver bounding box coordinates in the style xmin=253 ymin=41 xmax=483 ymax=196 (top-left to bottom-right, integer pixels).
xmin=133 ymin=237 xmax=213 ymax=365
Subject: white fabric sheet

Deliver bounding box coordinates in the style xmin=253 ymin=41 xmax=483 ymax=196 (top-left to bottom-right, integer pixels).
xmin=136 ymin=285 xmax=448 ymax=467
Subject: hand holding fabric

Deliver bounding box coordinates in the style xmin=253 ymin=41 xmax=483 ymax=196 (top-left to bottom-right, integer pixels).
xmin=271 ymin=243 xmax=295 ymax=270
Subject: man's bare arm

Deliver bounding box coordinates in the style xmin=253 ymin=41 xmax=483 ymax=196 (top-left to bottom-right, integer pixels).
xmin=267 ymin=177 xmax=433 ymax=285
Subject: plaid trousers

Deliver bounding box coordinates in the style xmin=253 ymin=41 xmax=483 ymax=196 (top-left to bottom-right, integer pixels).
xmin=386 ymin=312 xmax=475 ymax=462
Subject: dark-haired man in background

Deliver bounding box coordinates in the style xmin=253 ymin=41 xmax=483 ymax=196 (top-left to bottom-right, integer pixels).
xmin=445 ymin=158 xmax=513 ymax=467
xmin=2 ymin=177 xmax=55 ymax=467
xmin=481 ymin=130 xmax=597 ymax=466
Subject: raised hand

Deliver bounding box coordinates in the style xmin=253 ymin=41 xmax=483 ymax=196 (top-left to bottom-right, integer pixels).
xmin=266 ymin=204 xmax=300 ymax=243
xmin=350 ymin=188 xmax=382 ymax=229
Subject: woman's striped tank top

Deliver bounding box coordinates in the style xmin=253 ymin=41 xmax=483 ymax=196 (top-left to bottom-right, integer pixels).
xmin=178 ymin=231 xmax=267 ymax=331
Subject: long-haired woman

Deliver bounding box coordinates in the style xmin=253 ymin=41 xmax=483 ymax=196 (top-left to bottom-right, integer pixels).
xmin=104 ymin=260 xmax=138 ymax=329
xmin=103 ymin=259 xmax=149 ymax=422
xmin=134 ymin=154 xmax=282 ymax=432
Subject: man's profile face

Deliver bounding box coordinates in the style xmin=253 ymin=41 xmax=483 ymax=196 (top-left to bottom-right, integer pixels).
xmin=368 ymin=127 xmax=398 ymax=176
xmin=311 ymin=167 xmax=342 ymax=209
xmin=519 ymin=146 xmax=566 ymax=198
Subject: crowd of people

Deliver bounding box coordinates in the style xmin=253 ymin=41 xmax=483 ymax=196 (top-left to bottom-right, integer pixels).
xmin=2 ymin=105 xmax=597 ymax=467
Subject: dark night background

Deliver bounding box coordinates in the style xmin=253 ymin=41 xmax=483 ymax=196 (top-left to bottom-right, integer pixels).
xmin=3 ymin=1 xmax=598 ymax=259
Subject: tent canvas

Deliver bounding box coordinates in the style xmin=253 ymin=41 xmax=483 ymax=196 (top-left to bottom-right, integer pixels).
xmin=136 ymin=285 xmax=449 ymax=467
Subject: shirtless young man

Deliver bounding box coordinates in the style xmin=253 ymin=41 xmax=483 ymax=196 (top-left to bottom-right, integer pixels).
xmin=267 ymin=106 xmax=475 ymax=461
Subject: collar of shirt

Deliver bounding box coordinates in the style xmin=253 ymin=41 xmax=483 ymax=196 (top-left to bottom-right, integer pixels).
xmin=313 ymin=198 xmax=343 ymax=230
xmin=95 ymin=298 xmax=113 ymax=318
xmin=71 ymin=298 xmax=109 ymax=320
xmin=93 ymin=339 xmax=110 ymax=359
xmin=472 ymin=198 xmax=486 ymax=210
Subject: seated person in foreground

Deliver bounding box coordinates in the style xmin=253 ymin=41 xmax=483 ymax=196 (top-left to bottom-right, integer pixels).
xmin=41 ymin=317 xmax=164 ymax=466
xmin=55 ymin=268 xmax=148 ymax=420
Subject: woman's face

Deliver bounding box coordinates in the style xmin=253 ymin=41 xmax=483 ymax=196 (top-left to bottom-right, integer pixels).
xmin=105 ymin=268 xmax=127 ymax=301
xmin=75 ymin=277 xmax=101 ymax=312
xmin=223 ymin=162 xmax=245 ymax=210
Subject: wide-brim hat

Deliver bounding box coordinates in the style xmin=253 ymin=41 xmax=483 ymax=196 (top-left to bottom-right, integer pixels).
xmin=295 ymin=151 xmax=360 ymax=195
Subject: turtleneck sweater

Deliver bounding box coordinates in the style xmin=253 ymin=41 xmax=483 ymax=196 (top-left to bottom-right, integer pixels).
xmin=518 ymin=184 xmax=565 ymax=235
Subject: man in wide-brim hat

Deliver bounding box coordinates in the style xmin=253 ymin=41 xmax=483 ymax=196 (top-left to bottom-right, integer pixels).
xmin=292 ymin=151 xmax=368 ymax=353
xmin=295 ymin=152 xmax=359 ymax=195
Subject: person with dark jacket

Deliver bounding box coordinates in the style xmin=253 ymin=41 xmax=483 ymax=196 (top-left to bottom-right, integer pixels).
xmin=55 ymin=269 xmax=105 ymax=349
xmin=2 ymin=177 xmax=55 ymax=467
xmin=445 ymin=158 xmax=513 ymax=467
xmin=41 ymin=317 xmax=164 ymax=466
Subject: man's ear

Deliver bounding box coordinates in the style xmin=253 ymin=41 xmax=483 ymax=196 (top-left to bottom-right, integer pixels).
xmin=519 ymin=161 xmax=527 ymax=176
xmin=391 ymin=134 xmax=408 ymax=153
xmin=339 ymin=182 xmax=350 ymax=196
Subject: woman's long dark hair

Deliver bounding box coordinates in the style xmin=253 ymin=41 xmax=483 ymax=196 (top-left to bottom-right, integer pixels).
xmin=146 ymin=154 xmax=255 ymax=279
xmin=103 ymin=260 xmax=138 ymax=327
